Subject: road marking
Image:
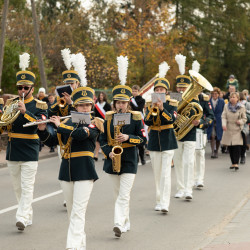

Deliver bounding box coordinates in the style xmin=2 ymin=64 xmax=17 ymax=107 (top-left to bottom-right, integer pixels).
xmin=0 ymin=190 xmax=63 ymax=215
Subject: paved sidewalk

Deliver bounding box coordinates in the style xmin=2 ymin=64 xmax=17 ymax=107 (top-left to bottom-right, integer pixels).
xmin=0 ymin=145 xmax=58 ymax=168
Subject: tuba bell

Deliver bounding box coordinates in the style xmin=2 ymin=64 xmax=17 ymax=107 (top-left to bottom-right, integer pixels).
xmin=0 ymin=99 xmax=21 ymax=127
xmin=173 ymin=70 xmax=213 ymax=140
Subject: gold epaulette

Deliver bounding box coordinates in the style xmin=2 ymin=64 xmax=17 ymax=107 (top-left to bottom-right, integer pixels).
xmin=35 ymin=99 xmax=48 ymax=110
xmin=5 ymin=97 xmax=16 ymax=106
xmin=169 ymin=99 xmax=178 ymax=107
xmin=92 ymin=117 xmax=104 ymax=133
xmin=129 ymin=110 xmax=142 ymax=120
xmin=62 ymin=118 xmax=70 ymax=124
xmin=166 ymin=95 xmax=170 ymax=101
xmin=0 ymin=98 xmax=4 ymax=105
xmin=105 ymin=111 xmax=115 ymax=120
xmin=202 ymin=93 xmax=210 ymax=101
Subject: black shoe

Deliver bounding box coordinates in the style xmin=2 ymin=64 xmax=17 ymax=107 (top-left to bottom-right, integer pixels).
xmin=49 ymin=147 xmax=55 ymax=153
xmin=94 ymin=157 xmax=98 ymax=161
xmin=235 ymin=166 xmax=239 ymax=170
xmin=240 ymin=157 xmax=245 ymax=164
xmin=113 ymin=226 xmax=122 ymax=237
xmin=16 ymin=221 xmax=25 ymax=231
xmin=229 ymin=166 xmax=234 ymax=169
xmin=141 ymin=160 xmax=146 ymax=165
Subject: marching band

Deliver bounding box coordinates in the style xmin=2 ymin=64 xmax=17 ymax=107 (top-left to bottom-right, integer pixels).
xmin=0 ymin=50 xmax=225 ymax=249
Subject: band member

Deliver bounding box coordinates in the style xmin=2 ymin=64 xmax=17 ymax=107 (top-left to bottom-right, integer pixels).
xmin=94 ymin=91 xmax=111 ymax=160
xmin=50 ymin=48 xmax=81 ymax=207
xmin=99 ymin=56 xmax=146 ymax=238
xmin=49 ymin=48 xmax=80 ymax=118
xmin=130 ymin=85 xmax=146 ymax=165
xmin=37 ymin=56 xmax=103 ymax=249
xmin=2 ymin=53 xmax=48 ymax=231
xmin=192 ymin=61 xmax=214 ymax=188
xmin=173 ymin=54 xmax=201 ymax=200
xmin=194 ymin=92 xmax=214 ymax=188
xmin=144 ymin=62 xmax=178 ymax=213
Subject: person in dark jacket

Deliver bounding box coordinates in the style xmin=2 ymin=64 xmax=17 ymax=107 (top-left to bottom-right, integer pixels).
xmin=130 ymin=85 xmax=146 ymax=164
xmin=144 ymin=64 xmax=178 ymax=213
xmin=94 ymin=91 xmax=111 ymax=160
xmin=37 ymin=86 xmax=103 ymax=250
xmin=100 ymin=55 xmax=146 ymax=238
xmin=2 ymin=54 xmax=48 ymax=231
xmin=207 ymin=87 xmax=225 ymax=158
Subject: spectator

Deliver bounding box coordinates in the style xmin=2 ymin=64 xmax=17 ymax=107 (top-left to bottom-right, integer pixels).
xmin=223 ymin=85 xmax=236 ymax=103
xmin=94 ymin=91 xmax=111 ymax=161
xmin=242 ymin=89 xmax=249 ymax=102
xmin=226 ymin=74 xmax=239 ymax=91
xmin=130 ymin=85 xmax=146 ymax=165
xmin=207 ymin=87 xmax=225 ymax=158
xmin=239 ymin=92 xmax=250 ymax=164
xmin=37 ymin=87 xmax=49 ymax=103
xmin=221 ymin=92 xmax=247 ymax=170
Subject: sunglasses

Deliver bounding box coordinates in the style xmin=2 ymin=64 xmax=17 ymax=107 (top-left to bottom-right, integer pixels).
xmin=17 ymin=86 xmax=30 ymax=91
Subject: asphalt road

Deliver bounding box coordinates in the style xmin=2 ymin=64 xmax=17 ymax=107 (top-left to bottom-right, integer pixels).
xmin=0 ymin=148 xmax=250 ymax=250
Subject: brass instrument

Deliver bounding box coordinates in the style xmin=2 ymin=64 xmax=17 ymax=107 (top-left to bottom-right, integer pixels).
xmin=112 ymin=124 xmax=124 ymax=173
xmin=57 ymin=97 xmax=66 ymax=108
xmin=0 ymin=99 xmax=21 ymax=127
xmin=173 ymin=70 xmax=213 ymax=140
xmin=151 ymin=106 xmax=159 ymax=116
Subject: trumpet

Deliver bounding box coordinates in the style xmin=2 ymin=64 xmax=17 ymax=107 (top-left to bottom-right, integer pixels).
xmin=23 ymin=115 xmax=71 ymax=127
xmin=151 ymin=106 xmax=159 ymax=116
xmin=57 ymin=97 xmax=66 ymax=108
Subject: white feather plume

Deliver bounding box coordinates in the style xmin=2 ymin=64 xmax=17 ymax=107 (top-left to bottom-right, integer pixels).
xmin=192 ymin=60 xmax=200 ymax=73
xmin=158 ymin=61 xmax=170 ymax=78
xmin=72 ymin=53 xmax=87 ymax=87
xmin=61 ymin=48 xmax=72 ymax=70
xmin=117 ymin=55 xmax=128 ymax=85
xmin=19 ymin=53 xmax=30 ymax=71
xmin=175 ymin=54 xmax=186 ymax=75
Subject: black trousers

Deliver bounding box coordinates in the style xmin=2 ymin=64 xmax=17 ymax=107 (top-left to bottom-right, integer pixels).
xmin=228 ymin=145 xmax=241 ymax=164
xmin=137 ymin=144 xmax=145 ymax=162
xmin=240 ymin=132 xmax=247 ymax=158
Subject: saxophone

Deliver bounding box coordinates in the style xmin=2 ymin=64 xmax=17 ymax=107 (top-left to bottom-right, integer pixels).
xmin=111 ymin=110 xmax=124 ymax=173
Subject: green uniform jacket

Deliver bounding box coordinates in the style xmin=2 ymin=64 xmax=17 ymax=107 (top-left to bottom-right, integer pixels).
xmin=5 ymin=96 xmax=48 ymax=161
xmin=48 ymin=96 xmax=74 ymax=117
xmin=99 ymin=111 xmax=147 ymax=175
xmin=198 ymin=94 xmax=214 ymax=133
xmin=38 ymin=118 xmax=100 ymax=182
xmin=144 ymin=100 xmax=178 ymax=151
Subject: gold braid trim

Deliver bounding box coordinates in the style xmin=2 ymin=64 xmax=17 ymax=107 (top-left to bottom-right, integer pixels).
xmin=57 ymin=132 xmax=72 ymax=159
xmin=129 ymin=111 xmax=142 ymax=120
xmin=59 ymin=105 xmax=69 ymax=117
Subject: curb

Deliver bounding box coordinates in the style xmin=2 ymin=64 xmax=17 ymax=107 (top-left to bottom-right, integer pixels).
xmin=0 ymin=152 xmax=58 ymax=169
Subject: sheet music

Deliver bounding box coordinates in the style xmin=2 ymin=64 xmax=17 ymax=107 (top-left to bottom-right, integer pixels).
xmin=113 ymin=113 xmax=131 ymax=126
xmin=71 ymin=111 xmax=91 ymax=124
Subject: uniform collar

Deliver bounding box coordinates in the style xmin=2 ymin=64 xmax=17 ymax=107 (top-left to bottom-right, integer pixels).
xmin=19 ymin=96 xmax=34 ymax=104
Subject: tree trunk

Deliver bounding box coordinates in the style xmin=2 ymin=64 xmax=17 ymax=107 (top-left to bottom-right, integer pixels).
xmin=31 ymin=0 xmax=47 ymax=91
xmin=0 ymin=0 xmax=9 ymax=91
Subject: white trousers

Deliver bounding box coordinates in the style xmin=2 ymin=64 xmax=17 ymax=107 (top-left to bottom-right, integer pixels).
xmin=194 ymin=137 xmax=207 ymax=184
xmin=174 ymin=141 xmax=196 ymax=194
xmin=150 ymin=150 xmax=174 ymax=209
xmin=60 ymin=180 xmax=93 ymax=250
xmin=7 ymin=161 xmax=38 ymax=225
xmin=109 ymin=174 xmax=135 ymax=229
